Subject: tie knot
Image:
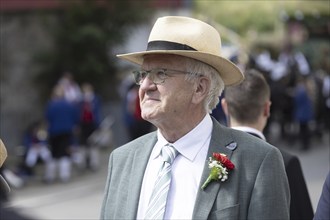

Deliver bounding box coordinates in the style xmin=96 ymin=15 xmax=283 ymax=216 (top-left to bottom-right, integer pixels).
xmin=161 ymin=144 xmax=178 ymax=164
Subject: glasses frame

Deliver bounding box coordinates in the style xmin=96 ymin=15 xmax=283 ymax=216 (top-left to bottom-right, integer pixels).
xmin=132 ymin=68 xmax=202 ymax=85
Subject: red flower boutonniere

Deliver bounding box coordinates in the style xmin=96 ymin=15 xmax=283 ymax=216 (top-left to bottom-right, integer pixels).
xmin=201 ymin=152 xmax=235 ymax=190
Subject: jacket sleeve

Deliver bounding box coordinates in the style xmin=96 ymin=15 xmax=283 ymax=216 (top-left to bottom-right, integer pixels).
xmin=248 ymin=147 xmax=290 ymax=220
xmin=286 ymin=156 xmax=314 ymax=220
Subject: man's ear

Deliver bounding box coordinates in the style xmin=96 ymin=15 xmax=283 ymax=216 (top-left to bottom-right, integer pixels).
xmin=192 ymin=77 xmax=210 ymax=104
xmin=221 ymin=98 xmax=229 ymax=116
xmin=263 ymin=100 xmax=271 ymax=118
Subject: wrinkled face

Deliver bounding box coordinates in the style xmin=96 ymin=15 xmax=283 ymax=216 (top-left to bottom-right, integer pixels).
xmin=139 ymin=54 xmax=196 ymax=126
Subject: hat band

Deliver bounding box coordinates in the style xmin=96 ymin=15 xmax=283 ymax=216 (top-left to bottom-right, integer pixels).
xmin=147 ymin=40 xmax=197 ymax=51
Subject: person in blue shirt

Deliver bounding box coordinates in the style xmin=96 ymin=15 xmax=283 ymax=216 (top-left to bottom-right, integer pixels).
xmin=78 ymin=82 xmax=102 ymax=170
xmin=293 ymin=76 xmax=314 ymax=151
xmin=45 ymin=85 xmax=79 ymax=183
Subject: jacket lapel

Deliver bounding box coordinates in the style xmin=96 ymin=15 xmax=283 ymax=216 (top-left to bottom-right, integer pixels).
xmin=192 ymin=118 xmax=236 ymax=219
xmin=126 ymin=133 xmax=158 ymax=219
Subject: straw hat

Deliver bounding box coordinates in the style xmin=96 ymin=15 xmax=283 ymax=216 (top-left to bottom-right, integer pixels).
xmin=0 ymin=139 xmax=10 ymax=193
xmin=117 ymin=16 xmax=244 ymax=86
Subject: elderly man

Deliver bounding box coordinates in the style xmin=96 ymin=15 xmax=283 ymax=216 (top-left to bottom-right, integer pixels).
xmin=101 ymin=16 xmax=290 ymax=220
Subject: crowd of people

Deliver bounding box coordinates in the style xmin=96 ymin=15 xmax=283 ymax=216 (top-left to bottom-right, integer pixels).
xmin=5 ymin=69 xmax=154 ymax=189
xmin=15 ymin=72 xmax=104 ymax=185
xmin=249 ymin=43 xmax=329 ymax=150
xmin=211 ymin=41 xmax=330 ymax=152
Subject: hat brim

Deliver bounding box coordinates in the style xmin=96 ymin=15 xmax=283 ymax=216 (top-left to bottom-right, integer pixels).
xmin=0 ymin=175 xmax=10 ymax=194
xmin=117 ymin=50 xmax=244 ymax=86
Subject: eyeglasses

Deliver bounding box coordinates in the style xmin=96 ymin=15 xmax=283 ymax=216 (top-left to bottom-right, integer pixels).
xmin=132 ymin=68 xmax=202 ymax=85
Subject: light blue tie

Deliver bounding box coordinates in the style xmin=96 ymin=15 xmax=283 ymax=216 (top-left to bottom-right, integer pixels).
xmin=145 ymin=144 xmax=178 ymax=219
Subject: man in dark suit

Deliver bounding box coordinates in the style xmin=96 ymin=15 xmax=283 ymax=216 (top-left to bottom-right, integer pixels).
xmin=221 ymin=69 xmax=314 ymax=220
xmin=101 ymin=16 xmax=290 ymax=219
xmin=314 ymin=171 xmax=330 ymax=220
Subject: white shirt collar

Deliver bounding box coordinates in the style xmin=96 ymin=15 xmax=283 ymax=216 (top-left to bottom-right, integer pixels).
xmin=232 ymin=126 xmax=266 ymax=141
xmin=153 ymin=114 xmax=213 ymax=161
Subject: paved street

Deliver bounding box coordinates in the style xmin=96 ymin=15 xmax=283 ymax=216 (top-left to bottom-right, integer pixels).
xmin=3 ymin=112 xmax=330 ymax=219
xmin=4 ymin=147 xmax=110 ymax=220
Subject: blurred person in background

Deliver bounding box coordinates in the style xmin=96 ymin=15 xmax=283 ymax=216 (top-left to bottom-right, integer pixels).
xmin=22 ymin=120 xmax=51 ymax=179
xmin=101 ymin=16 xmax=289 ymax=220
xmin=252 ymin=46 xmax=294 ymax=140
xmin=78 ymin=82 xmax=102 ymax=171
xmin=252 ymin=43 xmax=315 ymax=145
xmin=57 ymin=71 xmax=82 ymax=104
xmin=322 ymin=73 xmax=330 ymax=130
xmin=57 ymin=72 xmax=82 ymax=152
xmin=320 ymin=49 xmax=330 ymax=133
xmin=45 ymin=85 xmax=79 ymax=183
xmin=221 ymin=69 xmax=314 ymax=220
xmin=277 ymin=42 xmax=310 ymax=86
xmin=210 ymin=94 xmax=227 ymax=125
xmin=124 ymin=83 xmax=153 ymax=140
xmin=293 ymin=75 xmax=314 ymax=151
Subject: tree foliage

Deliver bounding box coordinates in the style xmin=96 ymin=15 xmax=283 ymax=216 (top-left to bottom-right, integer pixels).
xmin=34 ymin=0 xmax=152 ymax=101
xmin=194 ymin=1 xmax=329 ymax=68
xmin=195 ymin=1 xmax=329 ymax=38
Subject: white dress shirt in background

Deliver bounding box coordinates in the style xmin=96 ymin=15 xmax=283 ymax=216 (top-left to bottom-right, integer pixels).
xmin=232 ymin=126 xmax=266 ymax=141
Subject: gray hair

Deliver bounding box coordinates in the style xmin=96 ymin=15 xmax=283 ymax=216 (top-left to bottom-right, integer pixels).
xmin=185 ymin=58 xmax=225 ymax=113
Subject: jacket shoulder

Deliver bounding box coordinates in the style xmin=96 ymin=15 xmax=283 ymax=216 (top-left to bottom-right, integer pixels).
xmin=111 ymin=131 xmax=157 ymax=156
xmin=229 ymin=127 xmax=279 ymax=154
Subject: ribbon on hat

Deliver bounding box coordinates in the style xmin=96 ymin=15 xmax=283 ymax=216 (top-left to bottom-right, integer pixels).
xmin=147 ymin=40 xmax=197 ymax=51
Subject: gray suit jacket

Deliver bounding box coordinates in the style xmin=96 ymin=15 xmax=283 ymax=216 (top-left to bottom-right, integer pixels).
xmin=101 ymin=118 xmax=290 ymax=220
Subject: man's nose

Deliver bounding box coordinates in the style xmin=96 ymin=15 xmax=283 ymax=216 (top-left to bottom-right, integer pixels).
xmin=140 ymin=74 xmax=156 ymax=88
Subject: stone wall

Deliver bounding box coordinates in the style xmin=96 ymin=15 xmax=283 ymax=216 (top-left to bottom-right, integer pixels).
xmin=0 ymin=12 xmax=56 ymax=150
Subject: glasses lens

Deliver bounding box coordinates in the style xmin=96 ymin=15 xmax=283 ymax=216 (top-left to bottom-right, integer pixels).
xmin=132 ymin=70 xmax=144 ymax=85
xmin=150 ymin=69 xmax=166 ymax=84
xmin=133 ymin=69 xmax=167 ymax=85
